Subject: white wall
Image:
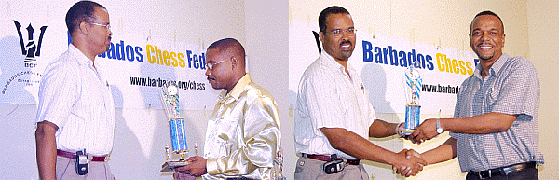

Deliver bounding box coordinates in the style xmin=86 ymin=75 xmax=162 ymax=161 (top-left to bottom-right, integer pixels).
xmin=244 ymin=0 xmax=292 ymax=178
xmin=527 ymin=0 xmax=559 ymax=178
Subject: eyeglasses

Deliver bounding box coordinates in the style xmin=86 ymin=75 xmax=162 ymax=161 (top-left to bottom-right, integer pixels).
xmin=88 ymin=22 xmax=111 ymax=31
xmin=326 ymin=28 xmax=356 ymax=37
xmin=205 ymin=60 xmax=226 ymax=70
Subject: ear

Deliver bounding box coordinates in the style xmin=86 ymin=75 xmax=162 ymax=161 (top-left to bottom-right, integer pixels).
xmin=501 ymin=34 xmax=506 ymax=47
xmin=78 ymin=21 xmax=89 ymax=35
xmin=319 ymin=31 xmax=324 ymax=43
xmin=230 ymin=56 xmax=238 ymax=69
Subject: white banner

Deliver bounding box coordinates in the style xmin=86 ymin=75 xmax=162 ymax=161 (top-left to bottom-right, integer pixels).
xmin=289 ymin=20 xmax=479 ymax=115
xmin=0 ymin=17 xmax=217 ymax=110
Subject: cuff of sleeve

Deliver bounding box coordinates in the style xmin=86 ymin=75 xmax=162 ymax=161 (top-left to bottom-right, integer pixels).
xmin=206 ymin=158 xmax=219 ymax=175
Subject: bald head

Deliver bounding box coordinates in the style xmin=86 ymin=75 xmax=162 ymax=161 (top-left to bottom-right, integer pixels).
xmin=207 ymin=38 xmax=246 ymax=69
xmin=205 ymin=38 xmax=247 ymax=91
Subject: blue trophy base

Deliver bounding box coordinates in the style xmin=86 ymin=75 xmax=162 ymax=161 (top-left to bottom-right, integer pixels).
xmin=404 ymin=104 xmax=421 ymax=136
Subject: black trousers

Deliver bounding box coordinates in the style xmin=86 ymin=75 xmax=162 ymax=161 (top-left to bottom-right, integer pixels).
xmin=466 ymin=167 xmax=537 ymax=180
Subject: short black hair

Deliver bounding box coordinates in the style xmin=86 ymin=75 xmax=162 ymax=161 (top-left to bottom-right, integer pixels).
xmin=65 ymin=1 xmax=104 ymax=36
xmin=208 ymin=38 xmax=246 ymax=60
xmin=319 ymin=6 xmax=350 ymax=33
xmin=472 ymin=10 xmax=504 ymax=33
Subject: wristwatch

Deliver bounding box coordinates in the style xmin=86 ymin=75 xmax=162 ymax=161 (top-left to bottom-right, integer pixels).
xmin=436 ymin=118 xmax=443 ymax=134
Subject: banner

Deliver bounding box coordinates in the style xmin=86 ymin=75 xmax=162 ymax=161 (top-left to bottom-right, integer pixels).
xmin=1 ymin=15 xmax=217 ymax=110
xmin=289 ymin=20 xmax=479 ymax=115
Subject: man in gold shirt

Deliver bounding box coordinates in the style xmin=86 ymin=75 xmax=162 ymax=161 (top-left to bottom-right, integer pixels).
xmin=174 ymin=38 xmax=281 ymax=180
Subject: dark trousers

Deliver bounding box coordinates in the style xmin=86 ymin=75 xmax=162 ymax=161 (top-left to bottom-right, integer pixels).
xmin=466 ymin=167 xmax=537 ymax=180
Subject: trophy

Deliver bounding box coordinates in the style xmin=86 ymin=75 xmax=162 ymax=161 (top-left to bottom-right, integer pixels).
xmin=272 ymin=148 xmax=286 ymax=180
xmin=402 ymin=66 xmax=422 ymax=136
xmin=159 ymin=82 xmax=189 ymax=172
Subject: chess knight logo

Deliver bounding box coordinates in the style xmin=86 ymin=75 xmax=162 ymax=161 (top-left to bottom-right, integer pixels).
xmin=13 ymin=21 xmax=48 ymax=68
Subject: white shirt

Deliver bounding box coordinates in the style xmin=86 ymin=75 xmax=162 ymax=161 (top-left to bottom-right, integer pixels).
xmin=35 ymin=44 xmax=115 ymax=156
xmin=294 ymin=51 xmax=376 ymax=159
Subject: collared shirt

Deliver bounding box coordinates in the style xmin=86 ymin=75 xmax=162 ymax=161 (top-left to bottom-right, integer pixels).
xmin=35 ymin=44 xmax=115 ymax=156
xmin=450 ymin=53 xmax=544 ymax=172
xmin=202 ymin=74 xmax=281 ymax=180
xmin=294 ymin=50 xmax=376 ymax=159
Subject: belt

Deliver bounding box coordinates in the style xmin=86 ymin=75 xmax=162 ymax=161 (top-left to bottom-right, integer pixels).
xmin=302 ymin=153 xmax=360 ymax=165
xmin=57 ymin=149 xmax=108 ymax=162
xmin=468 ymin=161 xmax=536 ymax=179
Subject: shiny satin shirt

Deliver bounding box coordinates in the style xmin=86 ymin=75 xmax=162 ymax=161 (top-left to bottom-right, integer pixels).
xmin=202 ymin=74 xmax=281 ymax=180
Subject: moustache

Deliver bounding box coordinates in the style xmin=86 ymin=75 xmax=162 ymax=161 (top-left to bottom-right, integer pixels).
xmin=340 ymin=40 xmax=352 ymax=46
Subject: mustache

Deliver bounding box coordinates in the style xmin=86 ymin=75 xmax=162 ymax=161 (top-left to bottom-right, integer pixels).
xmin=340 ymin=40 xmax=352 ymax=46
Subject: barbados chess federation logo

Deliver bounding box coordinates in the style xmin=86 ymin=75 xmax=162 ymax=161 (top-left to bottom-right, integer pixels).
xmin=13 ymin=21 xmax=48 ymax=68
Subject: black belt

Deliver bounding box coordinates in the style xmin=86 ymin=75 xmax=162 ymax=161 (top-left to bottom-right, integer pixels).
xmin=302 ymin=153 xmax=361 ymax=165
xmin=468 ymin=161 xmax=536 ymax=179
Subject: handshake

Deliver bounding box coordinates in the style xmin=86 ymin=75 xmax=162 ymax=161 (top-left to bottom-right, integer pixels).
xmin=391 ymin=117 xmax=444 ymax=177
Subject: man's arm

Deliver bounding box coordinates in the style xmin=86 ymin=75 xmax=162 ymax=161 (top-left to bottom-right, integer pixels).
xmin=321 ymin=128 xmax=425 ymax=176
xmin=411 ymin=112 xmax=516 ymax=142
xmin=369 ymin=119 xmax=399 ymax=138
xmin=420 ymin=138 xmax=457 ymax=165
xmin=35 ymin=120 xmax=59 ymax=180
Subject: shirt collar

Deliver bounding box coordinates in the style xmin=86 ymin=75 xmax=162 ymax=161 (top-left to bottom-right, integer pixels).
xmin=473 ymin=53 xmax=510 ymax=78
xmin=68 ymin=44 xmax=94 ymax=67
xmin=217 ymin=73 xmax=252 ymax=103
xmin=320 ymin=50 xmax=355 ymax=74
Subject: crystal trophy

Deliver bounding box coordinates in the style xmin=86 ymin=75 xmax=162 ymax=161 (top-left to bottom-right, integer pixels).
xmin=402 ymin=66 xmax=422 ymax=136
xmin=160 ymin=82 xmax=189 ymax=172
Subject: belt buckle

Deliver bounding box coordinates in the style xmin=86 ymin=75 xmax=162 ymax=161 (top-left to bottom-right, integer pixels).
xmin=479 ymin=169 xmax=491 ymax=179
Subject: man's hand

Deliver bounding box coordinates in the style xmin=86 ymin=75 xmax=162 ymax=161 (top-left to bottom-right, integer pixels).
xmin=174 ymin=156 xmax=208 ymax=176
xmin=392 ymin=149 xmax=426 ymax=177
xmin=172 ymin=172 xmax=197 ymax=180
xmin=410 ymin=118 xmax=439 ymax=144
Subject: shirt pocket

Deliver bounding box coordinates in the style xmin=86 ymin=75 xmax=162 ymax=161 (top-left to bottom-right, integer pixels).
xmin=485 ymin=86 xmax=500 ymax=108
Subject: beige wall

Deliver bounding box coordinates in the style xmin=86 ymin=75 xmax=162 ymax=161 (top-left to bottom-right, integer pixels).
xmin=289 ymin=0 xmax=557 ymax=179
xmin=527 ymin=0 xmax=559 ymax=178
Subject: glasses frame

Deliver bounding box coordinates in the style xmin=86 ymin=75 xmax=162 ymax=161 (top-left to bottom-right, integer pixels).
xmin=326 ymin=28 xmax=357 ymax=37
xmin=88 ymin=21 xmax=111 ymax=31
xmin=205 ymin=60 xmax=227 ymax=70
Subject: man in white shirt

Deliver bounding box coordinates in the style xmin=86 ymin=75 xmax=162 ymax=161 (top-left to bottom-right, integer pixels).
xmin=293 ymin=6 xmax=425 ymax=179
xmin=35 ymin=1 xmax=115 ymax=179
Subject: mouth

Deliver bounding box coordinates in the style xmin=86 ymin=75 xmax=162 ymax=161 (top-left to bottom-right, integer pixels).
xmin=207 ymin=76 xmax=216 ymax=82
xmin=477 ymin=43 xmax=492 ymax=49
xmin=340 ymin=41 xmax=352 ymax=50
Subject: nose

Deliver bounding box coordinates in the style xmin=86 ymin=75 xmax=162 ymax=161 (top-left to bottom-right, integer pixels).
xmin=205 ymin=68 xmax=211 ymax=76
xmin=480 ymin=32 xmax=489 ymax=41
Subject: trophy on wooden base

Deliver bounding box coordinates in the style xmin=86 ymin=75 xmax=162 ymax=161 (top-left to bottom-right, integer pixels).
xmin=402 ymin=66 xmax=422 ymax=136
xmin=159 ymin=82 xmax=189 ymax=172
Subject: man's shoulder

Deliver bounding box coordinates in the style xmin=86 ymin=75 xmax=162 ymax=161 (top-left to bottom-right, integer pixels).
xmin=501 ymin=55 xmax=537 ymax=74
xmin=243 ymin=82 xmax=276 ymax=102
xmin=42 ymin=50 xmax=82 ymax=78
xmin=301 ymin=58 xmax=337 ymax=81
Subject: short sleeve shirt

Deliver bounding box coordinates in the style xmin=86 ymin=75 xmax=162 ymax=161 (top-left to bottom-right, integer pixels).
xmin=294 ymin=51 xmax=376 ymax=159
xmin=450 ymin=53 xmax=544 ymax=172
xmin=35 ymin=44 xmax=115 ymax=156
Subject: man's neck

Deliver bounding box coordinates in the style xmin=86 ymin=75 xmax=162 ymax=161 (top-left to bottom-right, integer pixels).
xmin=72 ymin=41 xmax=96 ymax=63
xmin=480 ymin=54 xmax=501 ymax=77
